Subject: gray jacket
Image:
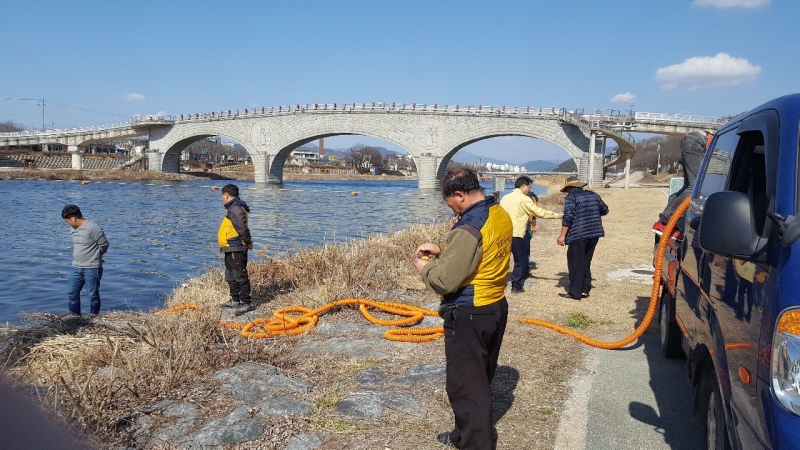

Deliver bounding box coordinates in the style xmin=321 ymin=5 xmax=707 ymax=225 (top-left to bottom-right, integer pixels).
xmin=70 ymin=220 xmax=109 ymax=268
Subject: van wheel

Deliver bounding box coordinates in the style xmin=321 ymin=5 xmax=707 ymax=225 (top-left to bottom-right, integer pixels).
xmin=659 ymin=288 xmax=683 ymax=359
xmin=701 ymin=369 xmax=731 ymax=450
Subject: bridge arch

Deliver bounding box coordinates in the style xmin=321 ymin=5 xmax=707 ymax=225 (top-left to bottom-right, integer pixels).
xmin=147 ymin=121 xmax=253 ymax=173
xmin=435 ymin=120 xmax=589 ymax=185
xmin=268 ymin=131 xmax=414 ymax=183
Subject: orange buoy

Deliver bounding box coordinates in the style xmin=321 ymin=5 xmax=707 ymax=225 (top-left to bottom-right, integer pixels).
xmin=351 ymin=191 xmax=358 ymax=196
xmin=211 ymin=186 xmax=219 ymax=191
xmin=81 ymin=181 xmax=90 ymax=185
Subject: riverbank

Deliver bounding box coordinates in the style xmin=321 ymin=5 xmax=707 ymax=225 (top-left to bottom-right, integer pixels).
xmin=0 ymin=184 xmax=667 ymax=449
xmin=0 ymin=168 xmax=414 ymax=182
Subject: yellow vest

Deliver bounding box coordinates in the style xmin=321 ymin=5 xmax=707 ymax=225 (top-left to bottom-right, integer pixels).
xmin=461 ymin=203 xmax=513 ymax=306
xmin=218 ymin=216 xmax=243 ymax=248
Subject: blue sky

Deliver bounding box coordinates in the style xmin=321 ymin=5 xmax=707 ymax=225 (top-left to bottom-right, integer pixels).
xmin=1 ymin=0 xmax=796 ymax=164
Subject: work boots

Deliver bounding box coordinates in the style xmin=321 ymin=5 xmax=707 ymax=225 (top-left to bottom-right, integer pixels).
xmin=235 ymin=303 xmax=254 ymax=316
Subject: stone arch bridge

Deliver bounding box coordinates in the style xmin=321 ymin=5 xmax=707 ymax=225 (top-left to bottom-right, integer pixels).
xmin=0 ymin=104 xmax=725 ymax=188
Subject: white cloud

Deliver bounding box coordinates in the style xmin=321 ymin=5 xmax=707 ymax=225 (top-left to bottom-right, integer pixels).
xmin=693 ymin=0 xmax=769 ymax=8
xmin=610 ymin=92 xmax=636 ymax=103
xmin=123 ymin=93 xmax=145 ymax=101
xmin=655 ymin=53 xmax=761 ymax=90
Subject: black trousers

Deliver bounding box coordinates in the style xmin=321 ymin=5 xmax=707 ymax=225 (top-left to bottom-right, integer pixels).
xmin=510 ymin=237 xmax=527 ymax=290
xmin=443 ymin=298 xmax=508 ymax=450
xmin=566 ymin=238 xmax=598 ymax=298
xmin=224 ymin=251 xmax=251 ymax=304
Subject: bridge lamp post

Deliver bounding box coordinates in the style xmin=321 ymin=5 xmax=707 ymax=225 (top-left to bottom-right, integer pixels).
xmin=4 ymin=97 xmax=46 ymax=131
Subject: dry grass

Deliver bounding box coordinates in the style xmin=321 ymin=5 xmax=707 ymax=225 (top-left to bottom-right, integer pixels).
xmin=0 ymin=185 xmax=669 ymax=449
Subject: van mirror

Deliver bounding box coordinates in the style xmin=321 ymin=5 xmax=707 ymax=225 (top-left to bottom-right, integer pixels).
xmin=698 ymin=191 xmax=766 ymax=260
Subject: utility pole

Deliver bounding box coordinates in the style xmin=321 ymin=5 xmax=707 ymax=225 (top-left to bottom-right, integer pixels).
xmin=656 ymin=143 xmax=661 ymax=174
xmin=4 ymin=97 xmax=46 ymax=130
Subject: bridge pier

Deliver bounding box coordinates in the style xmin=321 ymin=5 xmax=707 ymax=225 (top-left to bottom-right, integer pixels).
xmin=68 ymin=145 xmax=83 ymax=170
xmin=146 ymin=150 xmax=163 ymax=172
xmin=162 ymin=152 xmax=181 ymax=173
xmin=416 ymin=154 xmax=443 ymax=189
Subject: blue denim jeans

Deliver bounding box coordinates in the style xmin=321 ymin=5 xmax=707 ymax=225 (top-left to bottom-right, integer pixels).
xmin=68 ymin=267 xmax=103 ymax=315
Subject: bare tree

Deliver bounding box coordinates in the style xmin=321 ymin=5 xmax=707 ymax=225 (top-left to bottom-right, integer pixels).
xmin=0 ymin=121 xmax=26 ymax=133
xmin=347 ymin=144 xmax=382 ymax=167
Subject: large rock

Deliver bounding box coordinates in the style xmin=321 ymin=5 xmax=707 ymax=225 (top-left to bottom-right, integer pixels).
xmin=190 ymin=406 xmax=265 ymax=447
xmin=253 ymin=394 xmax=313 ymax=417
xmin=355 ymin=367 xmax=386 ymax=385
xmin=300 ymin=338 xmax=389 ymax=360
xmin=287 ymin=432 xmax=325 ymax=450
xmin=391 ymin=364 xmax=446 ymax=387
xmin=336 ymin=394 xmax=384 ymax=420
xmin=132 ymin=401 xmax=200 ymax=449
xmin=212 ymin=362 xmax=311 ymax=401
xmin=337 ymin=388 xmax=426 ymax=420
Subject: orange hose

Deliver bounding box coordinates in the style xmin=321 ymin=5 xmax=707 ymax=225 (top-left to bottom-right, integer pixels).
xmin=519 ymin=196 xmax=691 ymax=349
xmin=157 ymin=197 xmax=690 ymax=347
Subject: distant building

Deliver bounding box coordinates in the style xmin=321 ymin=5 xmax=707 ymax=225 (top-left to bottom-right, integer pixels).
xmin=289 ymin=148 xmax=322 ymax=165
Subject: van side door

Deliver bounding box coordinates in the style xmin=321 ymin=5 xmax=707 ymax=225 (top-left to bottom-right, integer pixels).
xmin=677 ymin=130 xmax=739 ymax=343
xmin=703 ymin=111 xmax=778 ymax=448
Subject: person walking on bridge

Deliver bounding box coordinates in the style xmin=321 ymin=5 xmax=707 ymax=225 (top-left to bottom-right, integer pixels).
xmin=557 ymin=176 xmax=609 ymax=300
xmin=414 ymin=168 xmax=512 ymax=450
xmin=62 ymin=204 xmax=109 ymax=316
xmin=217 ymin=184 xmax=254 ymax=316
xmin=499 ymin=176 xmax=562 ymax=294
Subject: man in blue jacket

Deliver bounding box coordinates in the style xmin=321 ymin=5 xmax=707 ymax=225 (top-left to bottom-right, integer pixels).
xmin=556 ymin=176 xmax=609 ymax=300
xmin=217 ymin=184 xmax=253 ymax=316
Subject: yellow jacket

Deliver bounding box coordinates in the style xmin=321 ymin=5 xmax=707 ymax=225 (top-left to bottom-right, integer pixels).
xmin=499 ymin=188 xmax=559 ymax=238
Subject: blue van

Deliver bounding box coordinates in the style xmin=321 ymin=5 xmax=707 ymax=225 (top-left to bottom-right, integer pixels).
xmin=658 ymin=94 xmax=800 ymax=449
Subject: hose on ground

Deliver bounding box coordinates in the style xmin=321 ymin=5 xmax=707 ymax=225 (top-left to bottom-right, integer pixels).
xmin=518 ymin=196 xmax=690 ymax=349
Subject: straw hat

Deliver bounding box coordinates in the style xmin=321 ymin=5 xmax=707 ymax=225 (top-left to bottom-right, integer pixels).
xmin=560 ymin=176 xmax=587 ymax=192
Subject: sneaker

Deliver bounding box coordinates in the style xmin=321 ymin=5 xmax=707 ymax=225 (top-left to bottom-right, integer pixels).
xmin=510 ymin=287 xmax=525 ymax=294
xmin=436 ymin=431 xmax=456 ymax=447
xmin=235 ymin=303 xmax=254 ymax=316
xmin=220 ymin=300 xmax=240 ymax=308
xmin=559 ymin=293 xmax=581 ymax=300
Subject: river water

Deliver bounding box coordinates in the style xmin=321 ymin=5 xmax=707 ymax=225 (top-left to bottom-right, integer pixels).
xmin=0 ymin=178 xmax=546 ymax=323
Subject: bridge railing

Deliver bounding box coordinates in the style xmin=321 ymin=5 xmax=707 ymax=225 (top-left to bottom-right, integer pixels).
xmin=633 ymin=111 xmax=728 ymax=125
xmin=171 ymin=103 xmax=566 ymax=122
xmin=0 ymin=121 xmax=134 ymax=138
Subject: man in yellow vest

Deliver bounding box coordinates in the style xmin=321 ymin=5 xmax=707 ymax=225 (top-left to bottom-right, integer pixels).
xmin=218 ymin=184 xmax=253 ymax=316
xmin=499 ymin=176 xmax=562 ymax=293
xmin=414 ymin=168 xmax=512 ymax=449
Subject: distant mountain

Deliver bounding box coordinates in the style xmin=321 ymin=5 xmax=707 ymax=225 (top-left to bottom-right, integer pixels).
xmin=449 ymin=151 xmax=513 ymax=166
xmin=553 ymin=159 xmax=577 ymax=172
xmin=520 ymin=160 xmax=556 ymax=171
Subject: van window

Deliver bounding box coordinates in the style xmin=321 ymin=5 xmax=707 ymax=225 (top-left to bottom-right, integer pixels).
xmin=697 ymin=129 xmax=739 ymax=199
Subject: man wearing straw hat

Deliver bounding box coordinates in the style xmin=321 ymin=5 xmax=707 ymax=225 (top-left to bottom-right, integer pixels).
xmin=557 ymin=176 xmax=609 ymax=300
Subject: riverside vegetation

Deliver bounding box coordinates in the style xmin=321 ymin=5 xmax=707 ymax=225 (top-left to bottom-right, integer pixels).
xmin=0 ymin=176 xmax=667 ymax=449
